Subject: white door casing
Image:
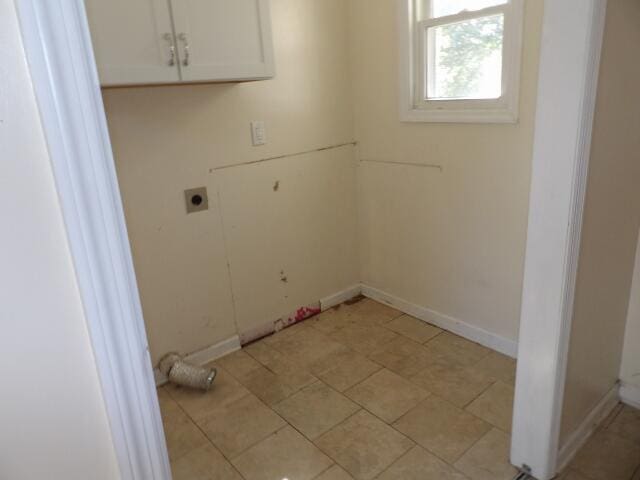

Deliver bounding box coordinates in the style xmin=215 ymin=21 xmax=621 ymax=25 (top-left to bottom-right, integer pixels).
xmin=15 ymin=0 xmax=171 ymax=479
xmin=510 ymin=0 xmax=607 ymax=479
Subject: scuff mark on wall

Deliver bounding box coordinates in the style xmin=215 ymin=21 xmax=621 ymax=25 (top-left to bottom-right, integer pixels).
xmin=273 ymin=180 xmax=280 ymax=192
xmin=239 ymin=301 xmax=322 ymax=345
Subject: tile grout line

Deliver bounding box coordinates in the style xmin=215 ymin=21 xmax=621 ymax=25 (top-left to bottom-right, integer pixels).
xmin=162 ymin=299 xmax=519 ymax=479
xmin=161 ymin=386 xmax=249 ymax=479
xmin=165 ymin=365 xmax=294 ymax=474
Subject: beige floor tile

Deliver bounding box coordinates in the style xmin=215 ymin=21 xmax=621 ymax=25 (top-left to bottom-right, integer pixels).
xmin=262 ymin=321 xmax=310 ymax=348
xmin=215 ymin=349 xmax=262 ymax=379
xmin=312 ymin=348 xmax=382 ymax=392
xmin=158 ymin=388 xmax=209 ymax=461
xmin=606 ymin=405 xmax=640 ymax=444
xmin=345 ymin=369 xmax=429 ymax=423
xmin=165 ymin=366 xmax=248 ymax=421
xmin=393 ymin=395 xmax=491 ymax=464
xmin=244 ymin=340 xmax=317 ymax=391
xmin=465 ymin=381 xmax=514 ymax=432
xmin=171 ymin=443 xmax=243 ymax=480
xmin=571 ymin=431 xmax=640 ymax=480
xmin=316 ymin=410 xmax=414 ymax=480
xmin=454 ymin=428 xmax=517 ymax=480
xmin=232 ymin=426 xmax=333 ymax=480
xmin=236 ymin=365 xmax=299 ymax=406
xmin=345 ymin=298 xmax=403 ymax=323
xmin=314 ymin=465 xmax=355 ymax=479
xmin=198 ymin=393 xmax=286 ymax=458
xmin=376 ymin=446 xmax=469 ymax=480
xmin=268 ymin=325 xmax=347 ymax=368
xmin=411 ymin=361 xmax=494 ymax=408
xmin=556 ymin=470 xmax=591 ymax=480
xmin=330 ymin=324 xmax=398 ymax=356
xmin=273 ymin=382 xmax=359 ymax=439
xmin=473 ymin=352 xmax=517 ymax=385
xmin=368 ymin=337 xmax=439 ymax=379
xmin=310 ymin=307 xmax=355 ymax=335
xmin=384 ymin=315 xmax=442 ymax=343
xmin=425 ymin=332 xmax=491 ymax=367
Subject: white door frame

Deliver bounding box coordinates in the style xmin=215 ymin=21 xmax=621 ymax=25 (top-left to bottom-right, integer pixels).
xmin=15 ymin=0 xmax=608 ymax=479
xmin=510 ymin=1 xmax=607 ymax=479
xmin=15 ymin=1 xmax=171 ymax=479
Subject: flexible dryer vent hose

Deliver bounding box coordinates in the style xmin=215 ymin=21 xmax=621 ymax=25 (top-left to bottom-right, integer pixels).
xmin=158 ymin=353 xmax=217 ymax=391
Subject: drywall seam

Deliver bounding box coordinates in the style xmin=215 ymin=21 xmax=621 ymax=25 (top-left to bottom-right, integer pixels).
xmin=361 ymin=284 xmax=518 ymax=358
xmin=359 ymin=158 xmax=443 ymax=171
xmin=212 ymin=141 xmax=357 ymax=171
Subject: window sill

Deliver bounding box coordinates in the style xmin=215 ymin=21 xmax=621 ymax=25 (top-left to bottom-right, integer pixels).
xmin=400 ymin=107 xmax=518 ymax=124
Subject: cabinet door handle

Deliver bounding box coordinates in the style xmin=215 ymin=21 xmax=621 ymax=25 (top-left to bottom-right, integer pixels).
xmin=163 ymin=33 xmax=176 ymax=66
xmin=178 ymin=33 xmax=190 ymax=67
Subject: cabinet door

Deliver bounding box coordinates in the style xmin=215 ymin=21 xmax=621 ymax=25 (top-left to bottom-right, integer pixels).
xmin=170 ymin=0 xmax=275 ymax=82
xmin=84 ymin=0 xmax=180 ymax=86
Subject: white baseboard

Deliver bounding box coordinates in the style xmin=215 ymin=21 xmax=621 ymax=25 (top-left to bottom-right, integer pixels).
xmin=620 ymin=381 xmax=640 ymax=409
xmin=360 ymin=284 xmax=518 ymax=358
xmin=154 ymin=335 xmax=241 ymax=386
xmin=556 ymin=384 xmax=620 ymax=472
xmin=320 ymin=284 xmax=363 ymax=311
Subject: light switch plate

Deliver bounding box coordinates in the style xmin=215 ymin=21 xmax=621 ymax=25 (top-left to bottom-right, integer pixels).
xmin=251 ymin=121 xmax=266 ymax=146
xmin=184 ymin=187 xmax=208 ymax=214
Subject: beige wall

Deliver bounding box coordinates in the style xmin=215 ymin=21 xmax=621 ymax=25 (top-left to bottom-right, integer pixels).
xmin=0 ymin=2 xmax=120 ymax=479
xmin=102 ymin=0 xmax=359 ymax=363
xmin=622 ymin=232 xmax=640 ymax=391
xmin=560 ymin=0 xmax=640 ymax=442
xmin=350 ymin=0 xmax=543 ymax=343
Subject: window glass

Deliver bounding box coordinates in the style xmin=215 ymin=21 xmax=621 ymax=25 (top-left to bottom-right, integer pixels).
xmin=427 ymin=14 xmax=504 ymax=99
xmin=431 ymin=0 xmax=507 ymax=18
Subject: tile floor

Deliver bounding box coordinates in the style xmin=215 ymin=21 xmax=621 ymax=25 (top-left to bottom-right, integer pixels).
xmin=559 ymin=403 xmax=640 ymax=480
xmin=158 ymin=298 xmax=640 ymax=480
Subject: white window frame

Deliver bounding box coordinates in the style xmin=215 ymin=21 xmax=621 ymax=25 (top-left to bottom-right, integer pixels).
xmin=399 ymin=0 xmax=525 ymax=123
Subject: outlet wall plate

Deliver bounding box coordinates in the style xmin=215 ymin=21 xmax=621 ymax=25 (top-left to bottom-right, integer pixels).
xmin=251 ymin=120 xmax=266 ymax=146
xmin=184 ymin=187 xmax=208 ymax=214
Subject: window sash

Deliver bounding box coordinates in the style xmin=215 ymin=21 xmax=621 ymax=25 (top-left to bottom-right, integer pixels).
xmin=415 ymin=1 xmax=512 ymax=108
xmin=421 ymin=3 xmax=507 ymax=28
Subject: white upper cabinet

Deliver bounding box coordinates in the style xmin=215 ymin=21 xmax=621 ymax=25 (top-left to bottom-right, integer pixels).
xmin=171 ymin=0 xmax=275 ymax=82
xmin=84 ymin=0 xmax=275 ymax=87
xmin=84 ymin=0 xmax=180 ymax=86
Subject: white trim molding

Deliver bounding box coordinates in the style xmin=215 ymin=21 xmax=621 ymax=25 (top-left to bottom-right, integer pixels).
xmin=361 ymin=285 xmax=518 ymax=358
xmin=154 ymin=336 xmax=241 ymax=386
xmin=556 ymin=385 xmax=620 ymax=473
xmin=620 ymin=382 xmax=640 ymax=410
xmin=510 ymin=1 xmax=607 ymax=479
xmin=320 ymin=285 xmax=363 ymax=312
xmin=15 ymin=1 xmax=171 ymax=479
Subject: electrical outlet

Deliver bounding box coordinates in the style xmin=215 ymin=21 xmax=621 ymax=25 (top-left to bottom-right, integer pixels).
xmin=184 ymin=187 xmax=208 ymax=214
xmin=251 ymin=121 xmax=267 ymax=146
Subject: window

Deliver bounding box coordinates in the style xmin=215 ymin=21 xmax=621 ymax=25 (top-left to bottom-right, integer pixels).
xmin=400 ymin=0 xmax=524 ymax=123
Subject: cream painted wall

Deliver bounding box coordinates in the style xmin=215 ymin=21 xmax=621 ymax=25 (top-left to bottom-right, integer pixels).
xmin=622 ymin=232 xmax=640 ymax=391
xmin=0 ymin=2 xmax=120 ymax=479
xmin=102 ymin=0 xmax=359 ymax=363
xmin=350 ymin=0 xmax=543 ymax=343
xmin=560 ymin=0 xmax=640 ymax=442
